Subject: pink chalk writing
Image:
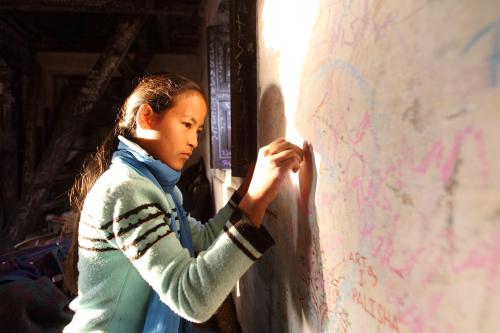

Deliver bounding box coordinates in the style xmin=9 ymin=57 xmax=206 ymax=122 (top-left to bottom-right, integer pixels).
xmin=416 ymin=127 xmax=489 ymax=185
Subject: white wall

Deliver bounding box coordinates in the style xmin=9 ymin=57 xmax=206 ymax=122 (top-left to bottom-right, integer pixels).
xmin=233 ymin=1 xmax=500 ymax=332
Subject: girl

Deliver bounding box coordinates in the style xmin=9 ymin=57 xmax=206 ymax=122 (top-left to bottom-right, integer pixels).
xmin=64 ymin=73 xmax=304 ymax=332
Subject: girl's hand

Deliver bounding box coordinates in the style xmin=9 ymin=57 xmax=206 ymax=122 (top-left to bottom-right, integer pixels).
xmin=239 ymin=138 xmax=303 ymax=227
xmin=298 ymin=141 xmax=315 ymax=207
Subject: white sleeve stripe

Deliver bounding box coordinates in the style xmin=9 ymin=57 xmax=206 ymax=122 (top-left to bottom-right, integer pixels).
xmin=223 ymin=221 xmax=262 ymax=259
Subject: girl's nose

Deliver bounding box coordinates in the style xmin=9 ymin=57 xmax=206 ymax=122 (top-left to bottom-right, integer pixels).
xmin=188 ymin=132 xmax=198 ymax=149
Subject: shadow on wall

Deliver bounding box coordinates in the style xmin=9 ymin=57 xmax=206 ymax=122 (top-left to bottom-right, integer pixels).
xmin=241 ymin=85 xmax=326 ymax=332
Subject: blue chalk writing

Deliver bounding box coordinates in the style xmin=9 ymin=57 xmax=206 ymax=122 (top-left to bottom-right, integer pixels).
xmin=490 ymin=30 xmax=500 ymax=86
xmin=315 ymin=58 xmax=376 ymax=110
xmin=463 ymin=20 xmax=500 ymax=87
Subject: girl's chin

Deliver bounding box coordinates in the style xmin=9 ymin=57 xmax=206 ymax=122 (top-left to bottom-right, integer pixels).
xmin=162 ymin=159 xmax=184 ymax=171
xmin=172 ymin=163 xmax=184 ymax=171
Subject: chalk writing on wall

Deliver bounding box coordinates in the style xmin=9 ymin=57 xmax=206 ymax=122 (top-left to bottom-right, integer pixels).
xmin=463 ymin=20 xmax=500 ymax=87
xmin=234 ymin=1 xmax=500 ymax=332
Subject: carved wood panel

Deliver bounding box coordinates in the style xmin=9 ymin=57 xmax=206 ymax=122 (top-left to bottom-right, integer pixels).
xmin=207 ymin=24 xmax=231 ymax=169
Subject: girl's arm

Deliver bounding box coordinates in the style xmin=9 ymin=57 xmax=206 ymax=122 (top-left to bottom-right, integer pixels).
xmin=105 ymin=176 xmax=274 ymax=323
xmin=186 ymin=191 xmax=243 ymax=253
xmin=183 ymin=163 xmax=256 ymax=252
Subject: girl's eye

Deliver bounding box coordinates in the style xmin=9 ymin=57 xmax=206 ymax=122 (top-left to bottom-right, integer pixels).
xmin=183 ymin=122 xmax=192 ymax=129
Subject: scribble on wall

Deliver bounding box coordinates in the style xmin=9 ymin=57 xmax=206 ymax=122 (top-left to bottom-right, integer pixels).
xmin=463 ymin=20 xmax=500 ymax=87
xmin=237 ymin=1 xmax=500 ymax=332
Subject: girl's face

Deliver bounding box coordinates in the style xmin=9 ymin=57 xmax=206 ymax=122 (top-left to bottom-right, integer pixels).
xmin=148 ymin=91 xmax=207 ymax=170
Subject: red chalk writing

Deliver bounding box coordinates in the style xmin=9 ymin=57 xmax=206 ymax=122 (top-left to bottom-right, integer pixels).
xmin=352 ymin=287 xmax=400 ymax=333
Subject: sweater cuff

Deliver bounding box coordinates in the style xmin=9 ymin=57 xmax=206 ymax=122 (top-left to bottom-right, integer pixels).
xmin=228 ymin=191 xmax=243 ymax=223
xmin=228 ymin=191 xmax=243 ymax=208
xmin=223 ymin=216 xmax=275 ymax=261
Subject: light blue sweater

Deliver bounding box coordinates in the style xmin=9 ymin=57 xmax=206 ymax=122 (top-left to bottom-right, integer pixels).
xmin=65 ymin=141 xmax=274 ymax=332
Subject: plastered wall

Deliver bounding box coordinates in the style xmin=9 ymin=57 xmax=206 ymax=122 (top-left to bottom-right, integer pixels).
xmin=233 ymin=1 xmax=500 ymax=332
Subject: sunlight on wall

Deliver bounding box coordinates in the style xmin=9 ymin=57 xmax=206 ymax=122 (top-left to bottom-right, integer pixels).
xmin=262 ymin=0 xmax=320 ymax=185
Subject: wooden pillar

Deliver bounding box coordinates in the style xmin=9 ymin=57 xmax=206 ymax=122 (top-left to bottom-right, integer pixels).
xmin=229 ymin=0 xmax=257 ymax=176
xmin=0 ymin=61 xmax=20 ymax=230
xmin=0 ymin=15 xmax=146 ymax=251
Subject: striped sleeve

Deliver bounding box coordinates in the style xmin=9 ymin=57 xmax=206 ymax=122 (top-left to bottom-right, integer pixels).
xmin=78 ymin=203 xmax=175 ymax=261
xmin=110 ymin=204 xmax=178 ymax=261
xmin=225 ymin=191 xmax=274 ymax=260
xmin=223 ymin=210 xmax=274 ymax=261
xmin=187 ymin=191 xmax=275 ymax=256
xmin=78 ymin=212 xmax=118 ymax=253
xmin=90 ymin=178 xmax=274 ymax=323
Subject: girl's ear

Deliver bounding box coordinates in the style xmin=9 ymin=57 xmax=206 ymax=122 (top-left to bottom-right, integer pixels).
xmin=136 ymin=104 xmax=156 ymax=130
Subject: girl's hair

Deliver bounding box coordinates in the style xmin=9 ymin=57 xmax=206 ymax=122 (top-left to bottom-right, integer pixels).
xmin=65 ymin=72 xmax=204 ymax=294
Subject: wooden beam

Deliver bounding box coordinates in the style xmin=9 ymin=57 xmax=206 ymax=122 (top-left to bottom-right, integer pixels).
xmin=0 ymin=15 xmax=146 ymax=252
xmin=117 ymin=31 xmax=153 ymax=84
xmin=0 ymin=15 xmax=33 ymax=72
xmin=0 ymin=0 xmax=201 ymax=16
xmin=117 ymin=55 xmax=137 ymax=81
xmin=118 ymin=28 xmax=154 ymax=94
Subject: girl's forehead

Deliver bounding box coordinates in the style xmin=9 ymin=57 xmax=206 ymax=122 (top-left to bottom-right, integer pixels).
xmin=178 ymin=90 xmax=205 ymax=103
xmin=164 ymin=93 xmax=207 ymax=120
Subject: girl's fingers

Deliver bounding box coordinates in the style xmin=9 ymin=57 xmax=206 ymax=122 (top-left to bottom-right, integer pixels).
xmin=271 ymin=148 xmax=303 ymax=165
xmin=278 ymin=155 xmax=302 ymax=173
xmin=267 ymin=140 xmax=303 ymax=161
xmin=267 ymin=139 xmax=289 ymax=153
xmin=272 ymin=149 xmax=302 ymax=173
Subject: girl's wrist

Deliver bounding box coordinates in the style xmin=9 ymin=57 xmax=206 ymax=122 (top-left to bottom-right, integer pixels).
xmin=238 ymin=194 xmax=267 ymax=228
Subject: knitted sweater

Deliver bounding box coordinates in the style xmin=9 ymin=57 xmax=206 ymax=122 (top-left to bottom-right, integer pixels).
xmin=64 ymin=159 xmax=274 ymax=332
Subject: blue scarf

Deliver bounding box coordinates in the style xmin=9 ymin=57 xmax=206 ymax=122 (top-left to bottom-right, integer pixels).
xmin=111 ymin=136 xmax=194 ymax=333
